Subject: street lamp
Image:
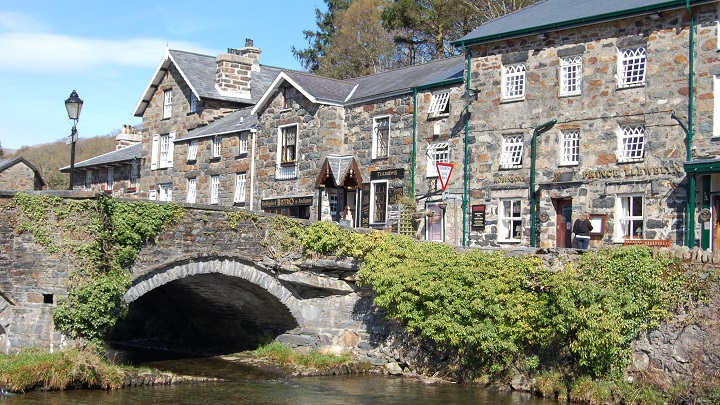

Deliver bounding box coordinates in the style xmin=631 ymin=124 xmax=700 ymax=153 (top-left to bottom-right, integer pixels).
xmin=65 ymin=90 xmax=83 ymax=190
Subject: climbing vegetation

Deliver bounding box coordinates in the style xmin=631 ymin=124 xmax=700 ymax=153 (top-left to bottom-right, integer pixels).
xmin=9 ymin=194 xmax=183 ymax=346
xmin=296 ymin=221 xmax=701 ymax=380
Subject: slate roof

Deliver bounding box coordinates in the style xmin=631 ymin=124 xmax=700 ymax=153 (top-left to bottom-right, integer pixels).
xmin=0 ymin=157 xmax=45 ymax=186
xmin=455 ymin=0 xmax=714 ymax=46
xmin=325 ymin=155 xmax=355 ymax=187
xmin=133 ymin=49 xmax=284 ymax=117
xmin=182 ymin=107 xmax=258 ymax=141
xmin=59 ymin=143 xmax=141 ymax=172
xmin=283 ymin=71 xmax=358 ymax=104
xmin=348 ymin=56 xmax=465 ymax=104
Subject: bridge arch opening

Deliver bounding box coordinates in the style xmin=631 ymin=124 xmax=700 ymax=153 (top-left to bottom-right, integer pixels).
xmin=112 ymin=259 xmax=301 ymax=355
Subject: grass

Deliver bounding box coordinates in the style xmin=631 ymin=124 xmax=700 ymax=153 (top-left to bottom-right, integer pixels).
xmin=253 ymin=342 xmax=352 ymax=369
xmin=0 ymin=347 xmax=125 ymax=393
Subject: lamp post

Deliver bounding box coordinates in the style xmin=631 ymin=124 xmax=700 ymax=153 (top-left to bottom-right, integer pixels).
xmin=65 ymin=90 xmax=83 ymax=190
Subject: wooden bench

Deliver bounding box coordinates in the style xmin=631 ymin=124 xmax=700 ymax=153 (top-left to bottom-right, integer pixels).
xmin=623 ymin=239 xmax=672 ymax=247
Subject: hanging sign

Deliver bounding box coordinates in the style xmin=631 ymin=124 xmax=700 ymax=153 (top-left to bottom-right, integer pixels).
xmin=436 ymin=163 xmax=454 ymax=191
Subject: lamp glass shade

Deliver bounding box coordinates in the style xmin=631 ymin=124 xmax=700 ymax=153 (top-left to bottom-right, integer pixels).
xmin=65 ymin=90 xmax=84 ymax=120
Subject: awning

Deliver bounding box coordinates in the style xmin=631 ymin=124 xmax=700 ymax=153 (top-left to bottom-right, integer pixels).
xmin=315 ymin=155 xmax=363 ymax=188
xmin=684 ymin=158 xmax=720 ymax=174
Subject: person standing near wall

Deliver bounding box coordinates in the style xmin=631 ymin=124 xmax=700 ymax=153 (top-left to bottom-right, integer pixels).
xmin=573 ymin=212 xmax=593 ymax=250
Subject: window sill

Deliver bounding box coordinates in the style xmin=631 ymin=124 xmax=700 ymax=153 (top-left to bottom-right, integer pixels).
xmin=559 ymin=92 xmax=581 ymax=98
xmin=279 ymin=161 xmax=297 ymax=167
xmin=558 ymin=163 xmax=579 ymax=167
xmin=500 ymin=97 xmax=525 ymax=104
xmin=279 ymin=108 xmax=292 ymax=113
xmin=235 ymin=153 xmax=248 ymax=159
xmin=187 ymin=159 xmax=197 ymax=164
xmin=209 ymin=157 xmax=221 ymax=162
xmin=371 ymin=157 xmax=390 ymax=161
xmin=233 ymin=202 xmax=246 ymax=207
xmin=617 ymin=159 xmax=644 ymax=164
xmin=499 ymin=165 xmax=523 ymax=170
xmin=497 ymin=239 xmax=523 ymax=244
xmin=427 ymin=113 xmax=449 ymax=120
xmin=616 ymin=83 xmax=645 ymax=90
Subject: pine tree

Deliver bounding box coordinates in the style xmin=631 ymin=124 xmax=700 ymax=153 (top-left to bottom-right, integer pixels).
xmin=292 ymin=0 xmax=352 ymax=72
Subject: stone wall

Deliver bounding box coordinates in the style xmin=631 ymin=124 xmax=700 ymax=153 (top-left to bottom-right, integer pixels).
xmin=0 ymin=163 xmax=41 ymax=191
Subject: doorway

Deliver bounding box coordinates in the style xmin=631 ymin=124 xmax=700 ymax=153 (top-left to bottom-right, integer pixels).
xmin=714 ymin=196 xmax=720 ymax=251
xmin=555 ymin=198 xmax=573 ymax=248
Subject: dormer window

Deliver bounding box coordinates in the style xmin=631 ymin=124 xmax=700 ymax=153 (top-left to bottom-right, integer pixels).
xmin=190 ymin=93 xmax=198 ymax=113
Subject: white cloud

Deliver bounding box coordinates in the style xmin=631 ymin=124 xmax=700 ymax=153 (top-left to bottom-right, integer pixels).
xmin=0 ymin=12 xmax=49 ymax=32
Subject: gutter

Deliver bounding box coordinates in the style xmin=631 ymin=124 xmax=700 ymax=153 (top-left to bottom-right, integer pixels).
xmin=530 ymin=120 xmax=557 ymax=248
xmin=249 ymin=128 xmax=257 ymax=211
xmin=685 ymin=0 xmax=697 ymax=247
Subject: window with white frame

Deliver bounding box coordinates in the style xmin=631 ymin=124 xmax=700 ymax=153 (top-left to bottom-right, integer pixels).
xmin=714 ymin=75 xmax=719 ymax=137
xmin=426 ymin=142 xmax=449 ymax=177
xmin=617 ymin=194 xmax=644 ymax=240
xmin=234 ymin=173 xmax=247 ymax=204
xmin=163 ymin=89 xmax=172 ymax=119
xmin=327 ymin=188 xmax=339 ymax=217
xmin=151 ymin=132 xmax=175 ymax=169
xmin=618 ymin=124 xmax=645 ymax=163
xmin=85 ymin=170 xmax=92 ymax=190
xmin=428 ymin=91 xmax=450 ymax=117
xmin=213 ymin=135 xmax=222 ymax=158
xmin=502 ymin=63 xmax=526 ymax=100
xmin=186 ymin=178 xmax=197 ymax=204
xmin=159 ymin=183 xmax=172 ymax=202
xmin=106 ymin=167 xmax=114 ymax=190
xmin=277 ymin=125 xmax=298 ymax=180
xmin=190 ymin=93 xmax=198 ymax=113
xmin=370 ymin=181 xmax=389 ymax=223
xmin=500 ymin=134 xmax=524 ymax=169
xmin=498 ymin=199 xmax=523 ymax=242
xmin=238 ymin=133 xmax=249 ymax=155
xmin=210 ymin=175 xmax=220 ymax=204
xmin=372 ymin=116 xmax=390 ymax=159
xmin=617 ymin=47 xmax=647 ymax=88
xmin=560 ymin=55 xmax=582 ymax=96
xmin=560 ymin=130 xmax=580 ymax=166
xmin=187 ymin=141 xmax=198 ymax=161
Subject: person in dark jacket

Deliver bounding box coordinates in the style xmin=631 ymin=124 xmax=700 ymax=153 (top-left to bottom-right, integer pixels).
xmin=572 ymin=212 xmax=593 ymax=250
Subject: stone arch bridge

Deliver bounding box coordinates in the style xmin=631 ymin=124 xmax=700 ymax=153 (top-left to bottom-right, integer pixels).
xmin=0 ymin=193 xmax=376 ymax=354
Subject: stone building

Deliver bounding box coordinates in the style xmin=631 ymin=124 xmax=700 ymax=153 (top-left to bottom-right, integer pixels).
xmin=0 ymin=157 xmax=44 ymax=191
xmin=452 ymin=0 xmax=719 ymax=248
xmin=60 ymin=125 xmax=142 ymax=196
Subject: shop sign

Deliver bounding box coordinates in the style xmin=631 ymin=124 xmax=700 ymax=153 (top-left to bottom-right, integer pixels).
xmin=471 ymin=205 xmax=486 ymax=231
xmin=494 ymin=174 xmax=526 ymax=184
xmin=360 ymin=183 xmax=371 ymax=227
xmin=261 ymin=196 xmax=313 ymax=209
xmin=370 ymin=168 xmax=405 ymax=180
xmin=581 ymin=162 xmax=683 ymax=181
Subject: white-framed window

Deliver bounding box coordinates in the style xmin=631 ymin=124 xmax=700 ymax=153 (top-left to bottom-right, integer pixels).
xmin=210 ymin=175 xmax=220 ymax=204
xmin=129 ymin=162 xmax=138 ymax=189
xmin=148 ymin=189 xmax=157 ymax=201
xmin=500 ymin=134 xmax=524 ymax=169
xmin=163 ymin=89 xmax=172 ymax=119
xmin=106 ymin=168 xmax=114 ymax=190
xmin=186 ymin=178 xmax=197 ymax=204
xmin=426 ymin=142 xmax=449 ymax=177
xmin=277 ymin=124 xmax=298 ymax=180
xmin=85 ymin=170 xmax=92 ymax=190
xmin=560 ymin=130 xmax=580 ymax=166
xmin=370 ymin=180 xmax=389 ymax=224
xmin=372 ymin=116 xmax=390 ymax=159
xmin=560 ymin=55 xmax=582 ymax=96
xmin=428 ymin=91 xmax=450 ymax=117
xmin=502 ymin=63 xmax=526 ymax=101
xmin=159 ymin=183 xmax=172 ymax=202
xmin=498 ymin=199 xmax=523 ymax=242
xmin=213 ymin=135 xmax=222 ymax=158
xmin=234 ymin=173 xmax=247 ymax=203
xmin=617 ymin=47 xmax=647 ymax=88
xmin=187 ymin=141 xmax=198 ymax=161
xmin=616 ymin=194 xmax=644 ymax=240
xmin=238 ymin=133 xmax=249 ymax=155
xmin=151 ymin=132 xmax=175 ymax=169
xmin=618 ymin=124 xmax=645 ymax=163
xmin=714 ymin=75 xmax=720 ymax=137
xmin=190 ymin=93 xmax=198 ymax=113
xmin=327 ymin=188 xmax=339 ymax=217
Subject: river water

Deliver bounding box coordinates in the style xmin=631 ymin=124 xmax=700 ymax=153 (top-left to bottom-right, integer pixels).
xmin=1 ymin=355 xmax=553 ymax=404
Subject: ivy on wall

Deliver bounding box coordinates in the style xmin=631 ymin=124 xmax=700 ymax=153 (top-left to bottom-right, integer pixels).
xmin=8 ymin=194 xmax=183 ymax=346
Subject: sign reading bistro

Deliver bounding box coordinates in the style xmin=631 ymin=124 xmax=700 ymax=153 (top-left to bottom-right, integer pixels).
xmin=261 ymin=196 xmax=313 ymax=209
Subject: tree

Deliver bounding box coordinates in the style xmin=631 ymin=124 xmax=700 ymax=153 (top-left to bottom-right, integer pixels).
xmin=292 ymin=0 xmax=352 ymax=72
xmin=0 ymin=140 xmax=4 ymax=158
xmin=382 ymin=0 xmax=534 ymax=65
xmin=318 ymin=0 xmax=396 ymax=79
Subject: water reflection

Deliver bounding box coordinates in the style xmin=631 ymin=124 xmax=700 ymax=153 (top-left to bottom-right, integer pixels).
xmin=2 ymin=355 xmax=553 ymax=405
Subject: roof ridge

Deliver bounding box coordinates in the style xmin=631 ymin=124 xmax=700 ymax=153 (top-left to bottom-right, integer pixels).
xmin=351 ymin=55 xmax=465 ymax=80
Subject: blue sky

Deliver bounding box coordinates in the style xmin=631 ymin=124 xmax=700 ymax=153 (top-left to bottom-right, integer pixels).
xmin=0 ymin=1 xmax=324 ymax=150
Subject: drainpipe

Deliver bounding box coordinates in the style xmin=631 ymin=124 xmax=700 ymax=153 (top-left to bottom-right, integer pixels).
xmin=412 ymin=88 xmax=417 ymax=198
xmin=685 ymin=0 xmax=696 ymax=247
xmin=249 ymin=128 xmax=257 ymax=211
xmin=461 ymin=42 xmax=471 ymax=247
xmin=530 ymin=119 xmax=557 ymax=248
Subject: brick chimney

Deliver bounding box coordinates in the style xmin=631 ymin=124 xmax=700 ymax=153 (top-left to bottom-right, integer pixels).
xmin=116 ymin=125 xmax=142 ymax=150
xmin=215 ymin=38 xmax=260 ymax=99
